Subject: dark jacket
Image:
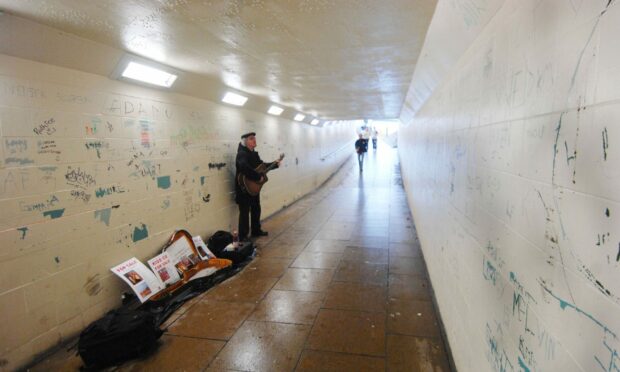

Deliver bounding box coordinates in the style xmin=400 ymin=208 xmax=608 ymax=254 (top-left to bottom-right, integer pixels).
xmin=235 ymin=143 xmax=277 ymax=203
xmin=355 ymin=138 xmax=368 ymax=154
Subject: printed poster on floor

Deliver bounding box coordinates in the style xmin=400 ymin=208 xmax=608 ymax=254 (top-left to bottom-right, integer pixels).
xmin=192 ymin=236 xmax=216 ymax=260
xmin=110 ymin=257 xmax=164 ymax=303
xmin=164 ymin=236 xmax=201 ymax=275
xmin=147 ymin=252 xmax=181 ymax=285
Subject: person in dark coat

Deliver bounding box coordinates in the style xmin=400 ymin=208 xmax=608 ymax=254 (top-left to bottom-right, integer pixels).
xmin=235 ymin=132 xmax=281 ymax=240
xmin=355 ymin=134 xmax=368 ymax=172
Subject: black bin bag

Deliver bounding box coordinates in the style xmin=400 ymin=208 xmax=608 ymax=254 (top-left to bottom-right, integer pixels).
xmin=207 ymin=230 xmax=233 ymax=255
xmin=218 ymin=241 xmax=255 ymax=264
xmin=78 ymin=308 xmax=163 ymax=368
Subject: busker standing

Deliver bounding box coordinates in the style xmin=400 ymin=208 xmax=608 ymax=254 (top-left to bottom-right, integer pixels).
xmin=235 ymin=132 xmax=282 ymax=240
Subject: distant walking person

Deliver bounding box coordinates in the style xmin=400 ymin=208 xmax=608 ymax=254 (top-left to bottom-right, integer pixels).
xmin=371 ymin=127 xmax=378 ymax=150
xmin=355 ymin=134 xmax=368 ymax=172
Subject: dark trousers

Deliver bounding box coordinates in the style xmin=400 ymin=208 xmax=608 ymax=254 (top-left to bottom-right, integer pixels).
xmin=357 ymin=152 xmax=364 ymax=170
xmin=238 ymin=196 xmax=261 ymax=239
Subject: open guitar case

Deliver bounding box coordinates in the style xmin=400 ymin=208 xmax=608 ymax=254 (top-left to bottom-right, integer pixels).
xmin=77 ymin=230 xmax=256 ymax=369
xmin=125 ymin=229 xmax=256 ymax=326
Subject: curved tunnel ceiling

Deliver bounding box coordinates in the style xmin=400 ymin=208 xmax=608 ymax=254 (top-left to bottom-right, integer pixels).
xmin=0 ymin=0 xmax=437 ymax=120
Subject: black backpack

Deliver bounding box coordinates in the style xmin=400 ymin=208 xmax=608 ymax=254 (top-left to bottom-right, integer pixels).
xmin=78 ymin=308 xmax=163 ymax=368
xmin=207 ymin=230 xmax=233 ymax=255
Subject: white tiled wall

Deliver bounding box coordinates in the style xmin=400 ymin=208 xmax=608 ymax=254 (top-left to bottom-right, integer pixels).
xmin=399 ymin=0 xmax=620 ymax=371
xmin=0 ymin=54 xmax=355 ymax=369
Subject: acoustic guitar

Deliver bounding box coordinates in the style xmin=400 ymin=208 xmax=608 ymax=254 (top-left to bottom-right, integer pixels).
xmin=238 ymin=153 xmax=284 ymax=196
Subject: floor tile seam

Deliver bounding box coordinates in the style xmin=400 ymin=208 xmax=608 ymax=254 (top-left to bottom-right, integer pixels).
xmin=340 ymin=258 xmax=389 ymax=265
xmin=387 ymin=295 xmax=433 ymax=302
xmin=387 ymin=272 xmax=429 ymax=280
xmin=199 ymin=298 xmax=265 ymax=305
xmin=229 ymin=264 xmax=284 ymax=349
xmin=388 ymin=253 xmax=424 ymax=259
xmin=163 ymin=333 xmax=230 ymax=342
xmin=202 ymin=360 xmax=249 ymax=372
xmin=236 ymin=157 xmax=394 ymax=370
xmin=384 ymin=242 xmax=392 ymax=372
xmin=384 ymin=332 xmax=451 ymax=347
xmin=289 ymin=266 xmax=340 ymax=271
xmin=315 ymin=307 xmax=388 ymax=317
xmin=386 ymin=270 xmax=431 ymax=279
xmin=293 ymin=271 xmax=334 ymax=371
xmin=268 ymin=288 xmax=327 ymax=295
xmin=295 ymin=348 xmax=387 ymax=363
xmin=385 ymin=330 xmax=443 ymax=341
xmin=320 ymin=304 xmax=388 ymax=314
xmin=202 ymin=278 xmax=280 ymax=371
xmin=303 ymin=345 xmax=386 ymax=358
xmin=242 ymin=317 xmax=316 ymax=327
xmin=331 ymin=279 xmax=389 ymax=287
xmin=387 ymin=297 xmax=435 ymax=304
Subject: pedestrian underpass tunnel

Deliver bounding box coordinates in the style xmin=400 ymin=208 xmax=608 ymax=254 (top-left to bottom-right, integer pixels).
xmin=0 ymin=1 xmax=619 ymax=371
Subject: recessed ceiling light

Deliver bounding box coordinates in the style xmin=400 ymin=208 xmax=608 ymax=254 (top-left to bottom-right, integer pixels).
xmin=268 ymin=105 xmax=284 ymax=116
xmin=294 ymin=114 xmax=305 ymax=121
xmin=121 ymin=61 xmax=177 ymax=88
xmin=222 ymin=92 xmax=248 ymax=106
xmin=310 ymin=119 xmax=319 ymax=125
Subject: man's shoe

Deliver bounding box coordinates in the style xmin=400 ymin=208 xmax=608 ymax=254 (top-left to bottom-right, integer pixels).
xmin=251 ymin=230 xmax=268 ymax=237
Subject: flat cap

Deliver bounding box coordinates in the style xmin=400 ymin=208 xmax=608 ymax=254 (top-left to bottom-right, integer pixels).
xmin=241 ymin=132 xmax=256 ymax=139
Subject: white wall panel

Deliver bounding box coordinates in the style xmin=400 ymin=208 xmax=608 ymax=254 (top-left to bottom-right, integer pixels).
xmin=0 ymin=54 xmax=355 ymax=369
xmin=400 ymin=0 xmax=620 ymax=371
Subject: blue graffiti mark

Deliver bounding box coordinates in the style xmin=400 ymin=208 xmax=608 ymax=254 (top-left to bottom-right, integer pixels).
xmin=518 ymin=356 xmax=531 ymax=372
xmin=95 ymin=185 xmax=125 ymax=198
xmin=43 ymin=208 xmax=65 ymax=219
xmin=17 ymin=227 xmax=28 ymax=239
xmin=510 ymin=272 xmax=537 ymax=336
xmin=131 ymin=223 xmax=148 ymax=242
xmin=539 ymin=281 xmax=617 ymax=339
xmin=5 ymin=157 xmax=34 ymax=165
xmin=486 ymin=323 xmax=514 ymax=372
xmin=94 ymin=208 xmax=112 ymax=226
xmin=594 ymin=340 xmax=620 ymax=372
xmin=483 ymin=258 xmax=498 ymax=285
xmin=157 ymin=175 xmax=171 ymax=189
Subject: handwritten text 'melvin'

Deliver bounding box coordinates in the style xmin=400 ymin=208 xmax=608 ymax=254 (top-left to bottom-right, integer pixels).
xmin=65 ymin=167 xmax=96 ymax=189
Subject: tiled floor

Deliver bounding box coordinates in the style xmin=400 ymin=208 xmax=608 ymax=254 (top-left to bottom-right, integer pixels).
xmin=33 ymin=144 xmax=451 ymax=371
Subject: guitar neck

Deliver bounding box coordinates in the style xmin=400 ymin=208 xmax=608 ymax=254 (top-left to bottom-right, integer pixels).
xmin=265 ymin=155 xmax=284 ymax=173
xmin=265 ymin=163 xmax=278 ymax=173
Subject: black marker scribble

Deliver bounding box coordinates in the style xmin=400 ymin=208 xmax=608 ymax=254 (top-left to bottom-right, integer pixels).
xmin=208 ymin=162 xmax=226 ymax=170
xmin=602 ymin=127 xmax=609 ymax=161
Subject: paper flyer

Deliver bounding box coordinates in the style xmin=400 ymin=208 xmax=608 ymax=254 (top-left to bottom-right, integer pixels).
xmin=110 ymin=257 xmax=164 ymax=303
xmin=165 ymin=236 xmax=201 ymax=275
xmin=147 ymin=252 xmax=181 ymax=285
xmin=193 ymin=236 xmax=216 ymax=260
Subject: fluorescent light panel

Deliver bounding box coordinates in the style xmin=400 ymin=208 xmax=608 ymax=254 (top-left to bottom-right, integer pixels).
xmin=121 ymin=61 xmax=177 ymax=87
xmin=310 ymin=119 xmax=319 ymax=125
xmin=294 ymin=114 xmax=305 ymax=121
xmin=222 ymin=92 xmax=248 ymax=106
xmin=268 ymin=105 xmax=284 ymax=115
